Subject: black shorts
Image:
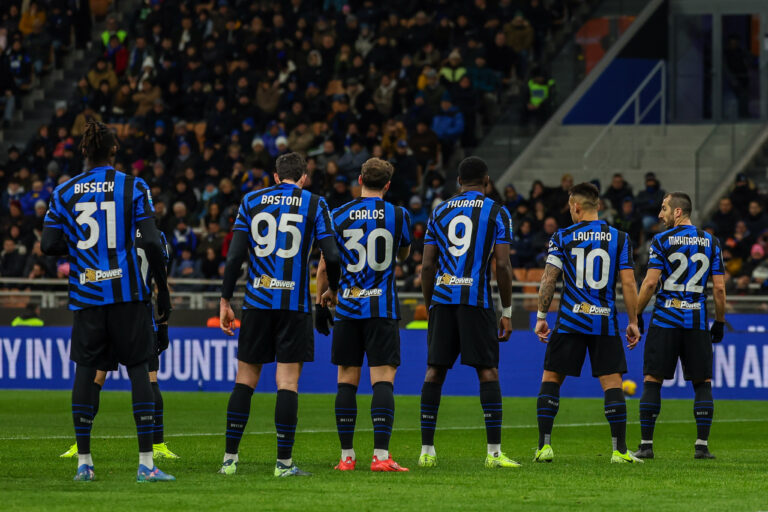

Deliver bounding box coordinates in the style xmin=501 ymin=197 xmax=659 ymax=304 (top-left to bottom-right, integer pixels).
xmin=427 ymin=304 xmax=499 ymax=369
xmin=332 ymin=318 xmax=400 ymax=367
xmin=238 ymin=308 xmax=314 ymax=364
xmin=98 ymin=330 xmax=160 ymax=373
xmin=72 ymin=301 xmax=154 ymax=369
xmin=644 ymin=326 xmax=712 ymax=381
xmin=544 ymin=332 xmax=627 ymax=377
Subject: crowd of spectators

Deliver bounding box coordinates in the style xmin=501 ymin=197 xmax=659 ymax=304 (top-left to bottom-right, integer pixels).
xmin=1 ymin=0 xmax=578 ymax=292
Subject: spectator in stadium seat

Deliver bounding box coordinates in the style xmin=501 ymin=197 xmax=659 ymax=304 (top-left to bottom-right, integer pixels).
xmin=504 ymin=184 xmax=524 ymax=212
xmin=171 ymin=247 xmax=202 ymax=280
xmin=612 ymin=196 xmax=642 ymax=248
xmin=408 ymin=195 xmax=428 ymax=225
xmin=7 ymin=38 xmax=33 ymax=92
xmin=486 ymin=31 xmax=517 ymax=85
xmin=511 ymin=218 xmax=537 ymax=268
xmin=87 ymin=57 xmax=118 ymax=91
xmin=505 ymin=11 xmax=534 ymax=78
xmin=0 ymin=54 xmax=18 ymax=127
xmin=547 ymin=173 xmax=573 ymax=228
xmin=337 ymin=137 xmax=369 ymax=178
xmin=467 ymin=56 xmax=501 ymax=125
xmin=105 ymin=34 xmax=128 ymax=76
xmin=712 ymin=197 xmax=740 ymax=242
xmin=729 ymin=173 xmax=758 ymax=218
xmin=287 ymin=122 xmax=315 ymax=156
xmin=439 ymin=50 xmax=467 ymax=85
xmin=523 ymin=68 xmax=555 ymax=128
xmin=327 ymin=175 xmax=353 ymax=210
xmin=603 ymin=173 xmax=633 ymax=211
xmin=635 ymin=172 xmax=666 ymax=231
xmin=20 ymin=180 xmax=49 ymax=216
xmin=431 ymin=94 xmax=464 ymax=166
xmin=0 ymin=238 xmax=25 ymax=277
xmin=745 ymin=200 xmax=768 ymax=238
xmin=532 ymin=216 xmax=558 ymax=265
xmin=100 ymin=16 xmax=127 ymax=48
xmin=388 ymin=140 xmax=420 ymax=204
xmin=452 ymin=75 xmax=479 ymax=148
xmin=526 ymin=0 xmax=553 ymax=58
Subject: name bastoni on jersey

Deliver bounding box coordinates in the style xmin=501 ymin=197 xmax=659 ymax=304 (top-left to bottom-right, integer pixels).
xmin=342 ymin=286 xmax=384 ymax=299
xmin=79 ymin=267 xmax=123 ymax=285
xmin=260 ymin=195 xmax=303 ymax=206
xmin=438 ymin=274 xmax=474 ymax=286
xmin=253 ymin=275 xmax=295 ymax=290
xmin=572 ymin=302 xmax=611 ymax=316
xmin=664 ymin=298 xmax=702 ymax=310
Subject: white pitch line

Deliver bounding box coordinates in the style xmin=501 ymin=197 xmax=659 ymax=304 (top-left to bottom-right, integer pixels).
xmin=0 ymin=418 xmax=765 ymax=441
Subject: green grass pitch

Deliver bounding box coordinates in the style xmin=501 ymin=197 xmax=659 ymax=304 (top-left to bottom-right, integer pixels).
xmin=1 ymin=390 xmax=766 ymax=511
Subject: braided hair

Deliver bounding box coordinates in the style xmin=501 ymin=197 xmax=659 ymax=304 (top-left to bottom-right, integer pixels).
xmin=78 ymin=120 xmax=119 ymax=164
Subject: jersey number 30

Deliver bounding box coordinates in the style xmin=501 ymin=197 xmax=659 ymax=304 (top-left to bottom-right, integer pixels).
xmin=342 ymin=228 xmax=393 ymax=272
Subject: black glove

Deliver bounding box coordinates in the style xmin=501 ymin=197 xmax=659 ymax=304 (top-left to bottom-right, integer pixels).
xmin=315 ymin=304 xmax=334 ymax=335
xmin=710 ymin=320 xmax=724 ymax=343
xmin=155 ymin=286 xmax=172 ymax=324
xmin=155 ymin=323 xmax=170 ymax=355
xmin=636 ymin=313 xmax=645 ymax=335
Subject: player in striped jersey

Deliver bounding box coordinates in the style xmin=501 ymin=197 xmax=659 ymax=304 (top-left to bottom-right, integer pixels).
xmin=534 ymin=182 xmax=642 ymax=464
xmin=59 ymin=228 xmax=179 ymax=461
xmin=418 ymin=157 xmax=519 ymax=469
xmin=42 ymin=120 xmax=174 ymax=482
xmin=632 ymin=192 xmax=725 ymax=460
xmin=218 ymin=152 xmax=341 ymax=477
xmin=315 ymin=158 xmax=411 ymax=472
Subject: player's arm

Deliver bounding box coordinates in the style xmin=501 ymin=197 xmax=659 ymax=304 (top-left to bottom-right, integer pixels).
xmin=41 ymin=225 xmax=68 ymax=255
xmin=397 ymin=245 xmax=411 ymax=262
xmin=421 ymin=243 xmax=438 ymax=309
xmin=318 ymin=236 xmax=340 ymax=306
xmin=535 ymin=263 xmax=561 ymax=343
xmin=220 ymin=229 xmax=249 ymax=336
xmin=316 ymin=256 xmax=329 ymax=302
xmin=621 ymin=268 xmax=641 ymax=349
xmin=314 ymin=255 xmax=334 ymax=335
xmin=137 ymin=217 xmax=172 ymax=323
xmin=494 ymin=242 xmax=513 ymax=341
xmin=710 ymin=273 xmax=726 ymax=343
xmin=637 ymin=268 xmax=662 ymax=316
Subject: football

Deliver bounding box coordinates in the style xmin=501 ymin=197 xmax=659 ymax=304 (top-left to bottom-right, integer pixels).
xmin=623 ymin=380 xmax=638 ymax=396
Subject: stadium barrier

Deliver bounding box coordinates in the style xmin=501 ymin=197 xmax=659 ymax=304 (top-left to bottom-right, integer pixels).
xmin=1 ymin=314 xmax=766 ymax=399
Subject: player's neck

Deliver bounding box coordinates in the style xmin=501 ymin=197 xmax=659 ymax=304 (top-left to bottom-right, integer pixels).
xmin=674 ymin=218 xmax=693 ymax=227
xmin=360 ymin=187 xmax=384 ymax=199
xmin=277 ymin=179 xmax=298 ymax=187
xmin=460 ymin=186 xmax=484 ymax=194
xmin=85 ymin=160 xmax=112 ymax=170
xmin=576 ymin=212 xmax=599 ymax=222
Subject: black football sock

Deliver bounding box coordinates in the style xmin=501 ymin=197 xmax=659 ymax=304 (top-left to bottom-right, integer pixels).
xmin=639 ymin=381 xmax=662 ymax=447
xmin=72 ymin=365 xmax=97 ymax=456
xmin=335 ymin=383 xmax=357 ymax=452
xmin=127 ymin=363 xmax=155 ymax=454
xmin=537 ymin=381 xmax=560 ymax=449
xmin=693 ymin=382 xmax=714 ymax=445
xmin=480 ymin=381 xmax=503 ymax=450
xmin=371 ymin=381 xmax=395 ymax=453
xmin=91 ymin=381 xmax=102 ymax=418
xmin=151 ymin=382 xmax=164 ymax=445
xmin=420 ymin=381 xmax=442 ymax=447
xmin=604 ymin=387 xmax=628 ymax=453
xmin=225 ymin=383 xmax=254 ymax=455
xmin=275 ymin=389 xmax=298 ymax=462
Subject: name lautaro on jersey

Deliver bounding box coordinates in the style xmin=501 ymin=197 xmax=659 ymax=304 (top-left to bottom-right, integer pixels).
xmin=573 ymin=231 xmax=612 ymax=242
xmin=342 ymin=286 xmax=384 ymax=299
xmin=73 ymin=181 xmax=115 ymax=194
xmin=438 ymin=273 xmax=474 ymax=286
xmin=667 ymin=235 xmax=710 ymax=247
xmin=260 ymin=195 xmax=303 ymax=206
xmin=253 ymin=274 xmax=296 ymax=290
xmin=349 ymin=209 xmax=385 ymax=220
xmin=79 ymin=267 xmax=123 ymax=285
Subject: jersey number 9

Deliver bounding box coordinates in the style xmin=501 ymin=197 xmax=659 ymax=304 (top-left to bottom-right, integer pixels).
xmin=447 ymin=215 xmax=473 ymax=257
xmin=250 ymin=212 xmax=303 ymax=258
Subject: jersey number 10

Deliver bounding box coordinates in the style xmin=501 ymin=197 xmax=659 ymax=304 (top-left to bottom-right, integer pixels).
xmin=572 ymin=247 xmax=610 ymax=289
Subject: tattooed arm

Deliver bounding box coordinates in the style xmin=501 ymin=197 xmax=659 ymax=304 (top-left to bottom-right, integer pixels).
xmin=535 ymin=264 xmax=562 ymax=343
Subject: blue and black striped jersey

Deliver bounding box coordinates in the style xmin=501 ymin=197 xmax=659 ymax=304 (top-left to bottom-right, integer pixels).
xmin=332 ymin=197 xmax=411 ymax=320
xmin=648 ymin=225 xmax=724 ymax=330
xmin=424 ymin=191 xmax=513 ymax=309
xmin=233 ymin=183 xmax=334 ymax=313
xmin=44 ymin=166 xmax=155 ymax=310
xmin=546 ymin=220 xmax=633 ymax=336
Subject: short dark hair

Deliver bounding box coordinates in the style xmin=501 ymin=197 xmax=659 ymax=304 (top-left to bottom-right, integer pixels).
xmin=360 ymin=158 xmax=393 ymax=190
xmin=569 ymin=182 xmax=600 ymax=210
xmin=666 ymin=192 xmax=692 ymax=218
xmin=458 ymin=156 xmax=488 ymax=185
xmin=275 ymin=152 xmax=306 ymax=182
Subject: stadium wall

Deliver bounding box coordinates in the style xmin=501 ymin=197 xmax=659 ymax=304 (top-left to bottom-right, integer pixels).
xmin=0 ymin=314 xmax=766 ymax=399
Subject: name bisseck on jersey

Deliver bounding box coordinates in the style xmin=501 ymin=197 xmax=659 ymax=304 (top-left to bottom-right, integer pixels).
xmin=667 ymin=236 xmax=710 ymax=247
xmin=73 ymin=181 xmax=115 ymax=194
